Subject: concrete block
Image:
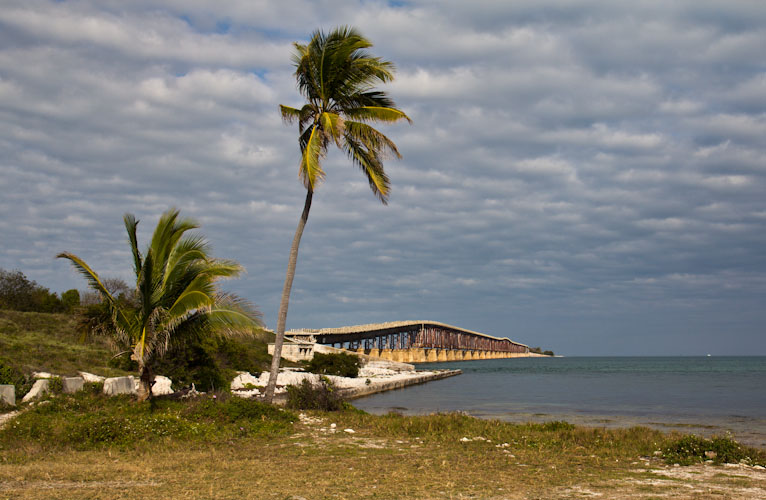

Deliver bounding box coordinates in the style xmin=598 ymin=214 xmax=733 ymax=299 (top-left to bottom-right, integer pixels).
xmin=22 ymin=379 xmax=50 ymax=402
xmin=78 ymin=371 xmax=105 ymax=383
xmin=62 ymin=377 xmax=84 ymax=394
xmin=0 ymin=385 xmax=14 ymax=406
xmin=103 ymin=376 xmax=137 ymax=396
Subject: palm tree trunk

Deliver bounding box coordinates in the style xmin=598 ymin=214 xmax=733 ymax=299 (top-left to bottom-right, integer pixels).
xmin=136 ymin=362 xmax=153 ymax=402
xmin=263 ymin=188 xmax=313 ymax=403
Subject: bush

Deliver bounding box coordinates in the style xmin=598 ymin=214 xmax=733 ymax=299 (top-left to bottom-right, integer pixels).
xmin=0 ymin=269 xmax=66 ymax=313
xmin=662 ymin=434 xmax=766 ymax=466
xmin=0 ymin=359 xmax=33 ymax=398
xmin=305 ymin=352 xmax=360 ymax=378
xmin=286 ymin=377 xmax=346 ymax=411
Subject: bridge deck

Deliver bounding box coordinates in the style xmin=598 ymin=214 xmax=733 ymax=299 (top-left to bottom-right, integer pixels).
xmin=287 ymin=320 xmax=528 ymax=352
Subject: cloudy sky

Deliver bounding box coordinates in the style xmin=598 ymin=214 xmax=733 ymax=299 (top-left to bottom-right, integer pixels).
xmin=2 ymin=0 xmax=765 ymax=355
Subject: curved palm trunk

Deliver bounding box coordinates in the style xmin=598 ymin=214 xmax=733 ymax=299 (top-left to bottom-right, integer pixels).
xmin=263 ymin=188 xmax=313 ymax=403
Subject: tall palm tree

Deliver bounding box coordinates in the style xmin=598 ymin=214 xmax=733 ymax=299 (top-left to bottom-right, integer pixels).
xmin=59 ymin=208 xmax=261 ymax=400
xmin=264 ymin=26 xmax=410 ymax=402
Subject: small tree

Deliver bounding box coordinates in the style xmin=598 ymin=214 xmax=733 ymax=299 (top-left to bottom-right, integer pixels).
xmin=61 ymin=289 xmax=80 ymax=312
xmin=59 ymin=208 xmax=262 ymax=400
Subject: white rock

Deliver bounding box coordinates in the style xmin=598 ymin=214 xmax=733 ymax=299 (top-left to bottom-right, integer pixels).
xmin=152 ymin=376 xmax=173 ymax=395
xmin=231 ymin=371 xmax=260 ymax=390
xmin=22 ymin=379 xmax=50 ymax=402
xmin=330 ymin=423 xmax=336 ymax=429
xmin=460 ymin=437 xmax=471 ymax=442
xmin=78 ymin=371 xmax=105 ymax=383
xmin=32 ymin=372 xmax=53 ymax=379
xmin=232 ymin=389 xmax=260 ymax=399
xmin=344 ymin=428 xmax=355 ymax=434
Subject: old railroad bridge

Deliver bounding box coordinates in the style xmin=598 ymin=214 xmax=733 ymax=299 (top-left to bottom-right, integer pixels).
xmin=284 ymin=320 xmax=530 ymax=363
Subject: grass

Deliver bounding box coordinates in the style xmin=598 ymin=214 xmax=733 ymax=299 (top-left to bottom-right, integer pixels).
xmin=2 ymin=391 xmax=765 ymax=499
xmin=0 ymin=390 xmax=295 ymax=453
xmin=0 ymin=310 xmax=128 ymax=377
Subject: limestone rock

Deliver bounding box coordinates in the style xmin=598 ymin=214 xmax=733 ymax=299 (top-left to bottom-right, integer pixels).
xmin=103 ymin=376 xmax=137 ymax=396
xmin=0 ymin=385 xmax=14 ymax=406
xmin=78 ymin=371 xmax=105 ymax=383
xmin=62 ymin=377 xmax=84 ymax=394
xmin=152 ymin=376 xmax=173 ymax=395
xmin=32 ymin=371 xmax=54 ymax=379
xmin=22 ymin=379 xmax=50 ymax=402
xmin=231 ymin=371 xmax=260 ymax=390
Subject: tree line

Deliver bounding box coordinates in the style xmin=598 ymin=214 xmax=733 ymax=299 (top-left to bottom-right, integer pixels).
xmin=0 ymin=268 xmax=80 ymax=313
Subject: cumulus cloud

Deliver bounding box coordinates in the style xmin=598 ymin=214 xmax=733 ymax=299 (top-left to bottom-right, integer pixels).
xmin=1 ymin=0 xmax=765 ymax=355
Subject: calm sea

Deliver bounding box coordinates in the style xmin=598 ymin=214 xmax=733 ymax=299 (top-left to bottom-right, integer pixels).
xmin=353 ymin=356 xmax=766 ymax=448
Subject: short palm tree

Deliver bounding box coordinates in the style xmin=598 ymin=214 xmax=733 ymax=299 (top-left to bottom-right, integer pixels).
xmin=59 ymin=208 xmax=261 ymax=400
xmin=264 ymin=26 xmax=410 ymax=402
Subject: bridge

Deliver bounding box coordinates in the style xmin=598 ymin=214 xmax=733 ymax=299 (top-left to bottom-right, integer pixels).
xmin=284 ymin=320 xmax=530 ymax=363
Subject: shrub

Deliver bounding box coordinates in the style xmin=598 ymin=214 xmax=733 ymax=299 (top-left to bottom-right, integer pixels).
xmin=305 ymin=352 xmax=360 ymax=378
xmin=286 ymin=377 xmax=346 ymax=411
xmin=0 ymin=269 xmax=66 ymax=313
xmin=0 ymin=359 xmax=33 ymax=398
xmin=48 ymin=376 xmax=63 ymax=394
xmin=662 ymin=434 xmax=766 ymax=466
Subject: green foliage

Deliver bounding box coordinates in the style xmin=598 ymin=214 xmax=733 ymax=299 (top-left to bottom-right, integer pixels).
xmin=305 ymin=352 xmax=360 ymax=378
xmin=58 ymin=208 xmax=262 ymax=398
xmin=543 ymin=350 xmax=554 ymax=356
xmin=0 ymin=269 xmax=67 ymax=313
xmin=0 ymin=310 xmax=126 ymax=377
xmin=662 ymin=434 xmax=766 ymax=466
xmin=48 ymin=376 xmax=63 ymax=394
xmin=60 ymin=289 xmax=80 ymax=312
xmin=286 ymin=377 xmax=346 ymax=411
xmin=0 ymin=391 xmax=296 ymax=450
xmin=0 ymin=359 xmax=33 ymax=398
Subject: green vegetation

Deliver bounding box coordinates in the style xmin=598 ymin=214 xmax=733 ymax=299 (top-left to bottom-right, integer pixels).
xmin=0 ymin=391 xmax=295 ymax=451
xmin=0 ymin=359 xmax=33 ymax=399
xmin=0 ymin=269 xmax=79 ymax=314
xmin=3 ymin=398 xmax=764 ymax=499
xmin=530 ymin=346 xmax=555 ymax=356
xmin=305 ymin=351 xmax=360 ymax=378
xmin=0 ymin=309 xmax=125 ymax=377
xmin=58 ymin=209 xmax=262 ymax=400
xmin=662 ymin=434 xmax=766 ymax=466
xmin=0 ymin=308 xmax=277 ymax=394
xmin=266 ymin=26 xmax=411 ymax=402
xmin=285 ymin=377 xmax=347 ymax=411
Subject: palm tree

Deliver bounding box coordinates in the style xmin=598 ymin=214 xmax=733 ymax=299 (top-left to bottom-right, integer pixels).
xmin=59 ymin=208 xmax=261 ymax=400
xmin=264 ymin=26 xmax=410 ymax=403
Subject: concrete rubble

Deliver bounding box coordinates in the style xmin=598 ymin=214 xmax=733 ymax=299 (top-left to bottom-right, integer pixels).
xmin=78 ymin=371 xmax=105 ymax=383
xmin=103 ymin=376 xmax=137 ymax=396
xmin=22 ymin=379 xmax=50 ymax=402
xmin=229 ymin=366 xmax=461 ymax=400
xmin=62 ymin=376 xmax=84 ymax=394
xmin=152 ymin=375 xmax=173 ymax=395
xmin=0 ymin=384 xmax=14 ymax=406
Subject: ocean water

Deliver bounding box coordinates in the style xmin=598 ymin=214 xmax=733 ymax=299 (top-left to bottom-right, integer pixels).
xmin=353 ymin=356 xmax=766 ymax=448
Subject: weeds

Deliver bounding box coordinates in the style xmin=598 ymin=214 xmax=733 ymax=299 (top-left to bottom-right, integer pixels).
xmin=662 ymin=434 xmax=766 ymax=466
xmin=286 ymin=377 xmax=347 ymax=411
xmin=305 ymin=352 xmax=360 ymax=378
xmin=0 ymin=391 xmax=296 ymax=450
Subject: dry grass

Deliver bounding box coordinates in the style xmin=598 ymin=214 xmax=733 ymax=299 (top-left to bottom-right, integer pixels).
xmin=2 ymin=407 xmax=765 ymax=499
